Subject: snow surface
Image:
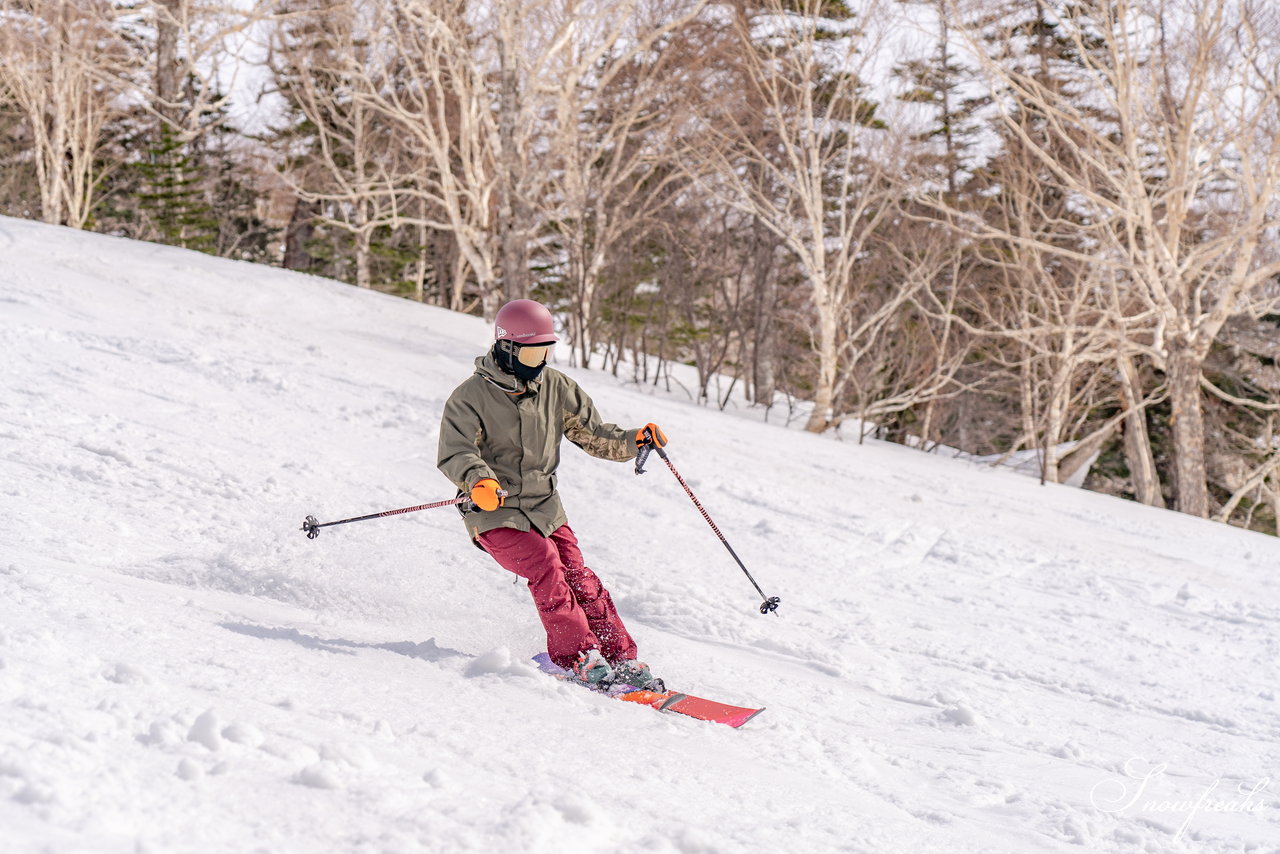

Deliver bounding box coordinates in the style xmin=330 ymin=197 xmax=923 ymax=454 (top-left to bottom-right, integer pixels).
xmin=2 ymin=215 xmax=1279 ymax=853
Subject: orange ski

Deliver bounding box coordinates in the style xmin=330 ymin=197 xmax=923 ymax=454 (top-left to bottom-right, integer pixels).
xmin=533 ymin=654 xmax=765 ymax=727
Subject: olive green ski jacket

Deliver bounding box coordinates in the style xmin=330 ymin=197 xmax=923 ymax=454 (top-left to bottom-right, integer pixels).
xmin=437 ymin=352 xmax=638 ymax=541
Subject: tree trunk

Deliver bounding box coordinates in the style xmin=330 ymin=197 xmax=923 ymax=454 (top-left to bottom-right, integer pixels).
xmin=451 ymin=252 xmax=472 ymax=313
xmin=1040 ymin=360 xmax=1071 ymax=485
xmin=752 ymin=309 xmax=777 ymax=406
xmin=354 ymin=199 xmax=371 ymax=289
xmin=1041 ymin=419 xmax=1061 ymax=484
xmin=355 ymin=230 xmax=372 ymax=289
xmin=155 ymin=0 xmax=182 ymax=126
xmin=1118 ymin=354 xmax=1165 ymax=507
xmin=804 ymin=291 xmax=838 ymax=433
xmin=283 ymin=197 xmax=316 ymax=271
xmin=750 ymin=220 xmax=777 ymax=406
xmin=1271 ymin=473 xmax=1279 ymax=536
xmin=42 ymin=15 xmax=69 ymax=227
xmin=414 ymin=219 xmax=427 ymax=302
xmin=1058 ymin=421 xmax=1117 ymax=485
xmin=496 ymin=10 xmax=528 ymax=303
xmin=1167 ymin=346 xmax=1209 ymax=517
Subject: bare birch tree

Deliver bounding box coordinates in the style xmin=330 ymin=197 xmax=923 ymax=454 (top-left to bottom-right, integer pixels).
xmin=943 ymin=0 xmax=1280 ymax=516
xmin=0 ymin=0 xmax=134 ymax=228
xmin=270 ymin=0 xmax=404 ymax=289
xmin=688 ymin=0 xmax=902 ymax=433
xmin=856 ymin=215 xmax=972 ymax=444
xmin=535 ymin=0 xmax=708 ymax=366
xmin=149 ymin=1 xmax=259 ymax=136
xmin=315 ymin=0 xmax=497 ymax=309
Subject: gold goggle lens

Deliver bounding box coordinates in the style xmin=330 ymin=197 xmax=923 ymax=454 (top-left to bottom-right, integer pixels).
xmin=517 ymin=345 xmax=551 ymax=367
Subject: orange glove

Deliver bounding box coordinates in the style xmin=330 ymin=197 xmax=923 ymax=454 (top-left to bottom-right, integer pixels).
xmin=636 ymin=423 xmax=668 ymax=449
xmin=469 ymin=478 xmax=505 ymax=512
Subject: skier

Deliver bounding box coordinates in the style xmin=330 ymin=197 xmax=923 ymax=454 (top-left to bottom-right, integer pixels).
xmin=437 ymin=298 xmax=668 ymax=690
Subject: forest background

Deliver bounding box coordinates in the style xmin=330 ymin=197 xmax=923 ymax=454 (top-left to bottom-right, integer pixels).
xmin=2 ymin=0 xmax=1278 ymax=533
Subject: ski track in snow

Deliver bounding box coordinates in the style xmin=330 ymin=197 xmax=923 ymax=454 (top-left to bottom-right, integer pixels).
xmin=2 ymin=216 xmax=1280 ymax=853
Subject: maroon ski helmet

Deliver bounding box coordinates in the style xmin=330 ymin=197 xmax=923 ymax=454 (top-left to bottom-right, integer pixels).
xmin=494 ymin=299 xmax=559 ymax=345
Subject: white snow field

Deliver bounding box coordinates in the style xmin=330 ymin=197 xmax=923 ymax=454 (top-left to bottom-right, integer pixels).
xmin=2 ymin=215 xmax=1278 ymax=854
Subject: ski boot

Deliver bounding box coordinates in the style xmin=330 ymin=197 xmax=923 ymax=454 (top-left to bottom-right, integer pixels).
xmin=569 ymin=649 xmax=615 ymax=688
xmin=611 ymin=659 xmax=665 ymax=692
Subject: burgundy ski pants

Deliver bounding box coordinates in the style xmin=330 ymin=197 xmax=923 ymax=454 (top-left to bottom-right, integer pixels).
xmin=477 ymin=524 xmax=637 ymax=670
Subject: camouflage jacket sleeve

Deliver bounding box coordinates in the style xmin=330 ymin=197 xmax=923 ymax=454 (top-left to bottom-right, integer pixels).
xmin=437 ymin=384 xmax=497 ymax=491
xmin=560 ymin=376 xmax=636 ymax=462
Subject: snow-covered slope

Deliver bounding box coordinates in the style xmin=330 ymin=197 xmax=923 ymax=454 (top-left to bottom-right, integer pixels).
xmin=2 ymin=216 xmax=1278 ymax=853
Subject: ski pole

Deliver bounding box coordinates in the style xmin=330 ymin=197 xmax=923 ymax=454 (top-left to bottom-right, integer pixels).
xmin=636 ymin=433 xmax=781 ymax=616
xmin=300 ymin=491 xmax=506 ymax=539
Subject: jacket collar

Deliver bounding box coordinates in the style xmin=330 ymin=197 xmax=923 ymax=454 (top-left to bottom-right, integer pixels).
xmin=474 ymin=352 xmax=541 ymax=396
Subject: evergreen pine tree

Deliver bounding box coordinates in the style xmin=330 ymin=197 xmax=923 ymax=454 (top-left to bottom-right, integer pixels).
xmin=136 ymin=123 xmax=218 ymax=253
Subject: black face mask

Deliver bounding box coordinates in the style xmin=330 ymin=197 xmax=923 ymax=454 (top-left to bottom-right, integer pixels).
xmin=493 ymin=341 xmax=547 ymax=382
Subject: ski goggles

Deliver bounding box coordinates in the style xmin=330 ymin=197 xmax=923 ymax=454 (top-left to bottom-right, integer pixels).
xmin=515 ymin=343 xmax=552 ymax=367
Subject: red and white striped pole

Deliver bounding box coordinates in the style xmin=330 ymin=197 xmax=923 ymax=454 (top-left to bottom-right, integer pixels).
xmin=637 ymin=430 xmax=780 ymax=616
xmin=301 ymin=491 xmax=507 ymax=539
